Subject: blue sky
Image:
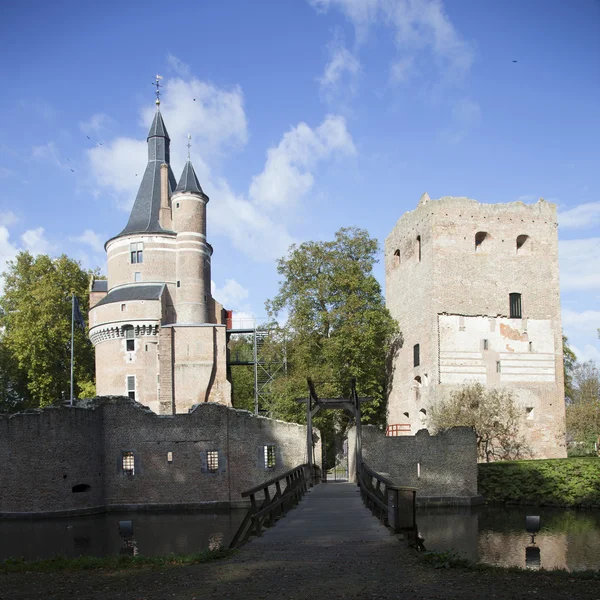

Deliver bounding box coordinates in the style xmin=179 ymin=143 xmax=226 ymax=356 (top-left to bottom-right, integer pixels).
xmin=0 ymin=0 xmax=599 ymax=363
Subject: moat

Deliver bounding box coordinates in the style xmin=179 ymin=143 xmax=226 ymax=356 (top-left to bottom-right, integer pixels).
xmin=1 ymin=505 xmax=599 ymax=572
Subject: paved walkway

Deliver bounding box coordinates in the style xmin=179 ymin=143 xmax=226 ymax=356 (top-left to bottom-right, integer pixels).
xmin=252 ymin=481 xmax=394 ymax=546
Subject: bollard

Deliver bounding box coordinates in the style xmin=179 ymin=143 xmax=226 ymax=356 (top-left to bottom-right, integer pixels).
xmin=387 ymin=486 xmax=417 ymax=533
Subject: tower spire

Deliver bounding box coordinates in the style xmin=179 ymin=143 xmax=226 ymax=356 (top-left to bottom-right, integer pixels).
xmin=187 ymin=133 xmax=192 ymax=160
xmin=154 ymin=74 xmax=163 ymax=109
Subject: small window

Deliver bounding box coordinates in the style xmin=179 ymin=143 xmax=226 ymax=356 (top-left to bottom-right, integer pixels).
xmin=122 ymin=451 xmax=135 ymax=475
xmin=207 ymin=450 xmax=219 ymax=473
xmin=393 ymin=249 xmax=400 ymax=266
xmin=496 ymin=361 xmax=501 ymax=373
xmin=176 ymin=202 xmax=180 ymax=209
xmin=509 ymin=293 xmax=522 ymax=319
xmin=483 ymin=339 xmax=489 ymax=350
xmin=419 ymin=408 xmax=427 ymax=416
xmin=121 ymin=303 xmax=126 ymax=312
xmin=264 ymin=445 xmax=276 ymax=469
xmin=526 ymin=407 xmax=534 ymax=420
xmin=416 ymin=236 xmax=421 ymax=262
xmin=529 ymin=341 xmax=533 ymax=352
xmin=475 ymin=231 xmax=489 ymax=251
xmin=177 ymin=280 xmax=181 ymax=288
xmin=125 ymin=327 xmax=135 ymax=352
xmin=204 ymin=294 xmax=207 ymax=303
xmin=516 ymin=235 xmax=529 ymax=254
xmin=167 ymin=452 xmax=173 ymax=463
xmin=414 ymin=376 xmax=422 ymax=386
xmin=130 ymin=242 xmax=143 ymax=264
xmin=403 ymin=411 xmax=409 ymax=418
xmin=134 ymin=272 xmax=142 ymax=282
xmin=127 ymin=375 xmax=136 ymax=400
xmin=72 ymin=484 xmax=91 ymax=493
xmin=413 ymin=343 xmax=420 ymax=367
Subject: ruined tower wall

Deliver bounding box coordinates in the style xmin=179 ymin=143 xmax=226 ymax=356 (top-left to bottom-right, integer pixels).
xmin=385 ymin=196 xmax=566 ymax=458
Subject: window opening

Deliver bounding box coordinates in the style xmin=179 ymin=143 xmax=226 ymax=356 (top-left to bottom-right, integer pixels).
xmin=475 ymin=231 xmax=489 ymax=251
xmin=483 ymin=339 xmax=489 ymax=350
xmin=526 ymin=407 xmax=534 ymax=420
xmin=176 ymin=202 xmax=180 ymax=209
xmin=127 ymin=375 xmax=136 ymax=400
xmin=414 ymin=376 xmax=422 ymax=385
xmin=121 ymin=303 xmax=126 ymax=312
xmin=122 ymin=451 xmax=135 ymax=475
xmin=130 ymin=242 xmax=143 ymax=264
xmin=393 ymin=249 xmax=400 ymax=266
xmin=124 ymin=327 xmax=135 ymax=352
xmin=177 ymin=280 xmax=181 ymax=288
xmin=134 ymin=272 xmax=142 ymax=282
xmin=72 ymin=484 xmax=91 ymax=493
xmin=413 ymin=344 xmax=420 ymax=367
xmin=516 ymin=235 xmax=529 ymax=254
xmin=529 ymin=341 xmax=533 ymax=352
xmin=403 ymin=412 xmax=409 ymax=418
xmin=509 ymin=293 xmax=522 ymax=318
xmin=207 ymin=451 xmax=219 ymax=473
xmin=496 ymin=361 xmax=501 ymax=373
xmin=264 ymin=445 xmax=276 ymax=469
xmin=416 ymin=236 xmax=421 ymax=262
xmin=419 ymin=408 xmax=427 ymax=416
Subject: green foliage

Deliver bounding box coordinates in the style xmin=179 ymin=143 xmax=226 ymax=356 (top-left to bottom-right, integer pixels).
xmin=563 ymin=336 xmax=577 ymax=403
xmin=421 ymin=549 xmax=470 ymax=569
xmin=427 ymin=383 xmax=528 ymax=462
xmin=0 ymin=252 xmax=96 ymax=409
xmin=566 ymin=360 xmax=600 ymax=455
xmin=0 ymin=547 xmax=235 ymax=572
xmin=479 ymin=457 xmax=600 ymax=507
xmin=265 ymin=227 xmax=399 ymax=432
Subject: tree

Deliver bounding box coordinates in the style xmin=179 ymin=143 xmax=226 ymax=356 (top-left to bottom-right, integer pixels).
xmin=566 ymin=360 xmax=600 ymax=455
xmin=563 ymin=335 xmax=577 ymax=403
xmin=427 ymin=383 xmax=528 ymax=462
xmin=0 ymin=252 xmax=96 ymax=409
xmin=265 ymin=227 xmax=399 ymax=431
xmin=228 ymin=335 xmax=255 ymax=412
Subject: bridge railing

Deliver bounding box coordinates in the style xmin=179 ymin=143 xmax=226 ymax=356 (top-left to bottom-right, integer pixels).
xmin=229 ymin=463 xmax=321 ymax=548
xmin=357 ymin=461 xmax=417 ymax=533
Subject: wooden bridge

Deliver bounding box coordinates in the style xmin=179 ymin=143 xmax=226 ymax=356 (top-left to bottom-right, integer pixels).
xmin=230 ymin=462 xmax=417 ymax=548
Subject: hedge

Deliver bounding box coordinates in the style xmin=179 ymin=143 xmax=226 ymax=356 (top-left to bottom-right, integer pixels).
xmin=478 ymin=457 xmax=600 ymax=507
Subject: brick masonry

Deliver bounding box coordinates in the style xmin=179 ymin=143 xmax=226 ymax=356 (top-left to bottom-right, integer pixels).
xmin=385 ymin=195 xmax=567 ymax=459
xmin=348 ymin=425 xmax=481 ymax=506
xmin=0 ymin=397 xmax=319 ymax=517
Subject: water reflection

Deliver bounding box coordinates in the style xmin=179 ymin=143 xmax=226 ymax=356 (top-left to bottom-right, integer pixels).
xmin=0 ymin=511 xmax=246 ymax=561
xmin=417 ymin=505 xmax=600 ymax=572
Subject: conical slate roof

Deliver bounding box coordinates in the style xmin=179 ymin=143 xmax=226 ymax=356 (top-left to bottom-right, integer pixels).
xmin=116 ymin=111 xmax=177 ymax=237
xmin=175 ymin=160 xmax=206 ymax=197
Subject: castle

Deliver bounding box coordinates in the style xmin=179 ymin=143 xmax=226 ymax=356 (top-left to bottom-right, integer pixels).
xmin=385 ymin=194 xmax=567 ymax=459
xmin=88 ymin=102 xmax=230 ymax=415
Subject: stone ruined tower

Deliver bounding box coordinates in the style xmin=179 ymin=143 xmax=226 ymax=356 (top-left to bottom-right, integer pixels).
xmin=88 ymin=104 xmax=231 ymax=414
xmin=385 ymin=194 xmax=566 ymax=459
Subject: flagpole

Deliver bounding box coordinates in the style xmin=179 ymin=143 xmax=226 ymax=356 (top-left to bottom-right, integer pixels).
xmin=70 ymin=292 xmax=74 ymax=406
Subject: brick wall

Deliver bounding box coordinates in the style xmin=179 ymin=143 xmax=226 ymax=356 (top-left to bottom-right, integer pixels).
xmin=348 ymin=425 xmax=480 ymax=506
xmin=0 ymin=397 xmax=318 ymax=516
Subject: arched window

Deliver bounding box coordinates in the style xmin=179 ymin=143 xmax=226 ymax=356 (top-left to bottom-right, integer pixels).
xmin=393 ymin=249 xmax=400 ymax=266
xmin=414 ymin=376 xmax=422 ymax=386
xmin=416 ymin=236 xmax=421 ymax=262
xmin=475 ymin=231 xmax=489 ymax=252
xmin=516 ymin=234 xmax=530 ymax=254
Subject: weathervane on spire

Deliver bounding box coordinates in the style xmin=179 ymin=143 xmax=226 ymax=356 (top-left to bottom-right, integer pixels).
xmin=154 ymin=74 xmax=163 ymax=108
xmin=187 ymin=134 xmax=192 ymax=160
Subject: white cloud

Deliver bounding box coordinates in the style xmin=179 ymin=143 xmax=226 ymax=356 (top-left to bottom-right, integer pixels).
xmin=70 ymin=229 xmax=105 ymax=254
xmin=319 ymin=38 xmax=361 ymax=103
xmin=559 ymin=202 xmax=600 ymax=230
xmin=0 ymin=211 xmax=18 ymax=227
xmin=390 ymin=57 xmax=415 ymax=83
xmin=79 ymin=113 xmax=112 ymax=136
xmin=570 ymin=343 xmax=600 ymax=365
xmin=211 ymin=278 xmax=249 ymax=308
xmin=0 ymin=167 xmax=13 ymax=178
xmin=559 ymin=238 xmax=600 ymax=291
xmin=87 ymin=66 xmax=354 ymax=262
xmin=249 ymin=115 xmax=355 ymax=208
xmin=32 ymin=142 xmax=69 ymax=170
xmin=21 ymin=227 xmax=55 ymax=256
xmin=562 ymin=309 xmax=600 ymax=332
xmin=88 ymin=138 xmax=147 ymax=210
xmin=311 ymin=0 xmax=474 ymax=83
xmin=0 ymin=226 xmax=18 ymax=292
xmin=167 ymin=54 xmax=191 ymax=78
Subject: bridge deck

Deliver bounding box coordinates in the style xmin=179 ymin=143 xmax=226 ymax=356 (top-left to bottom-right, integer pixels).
xmin=252 ymin=481 xmax=394 ymax=546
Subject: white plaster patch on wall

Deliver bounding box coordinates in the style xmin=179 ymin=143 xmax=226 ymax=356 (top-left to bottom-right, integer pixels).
xmin=439 ymin=314 xmax=556 ymax=385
